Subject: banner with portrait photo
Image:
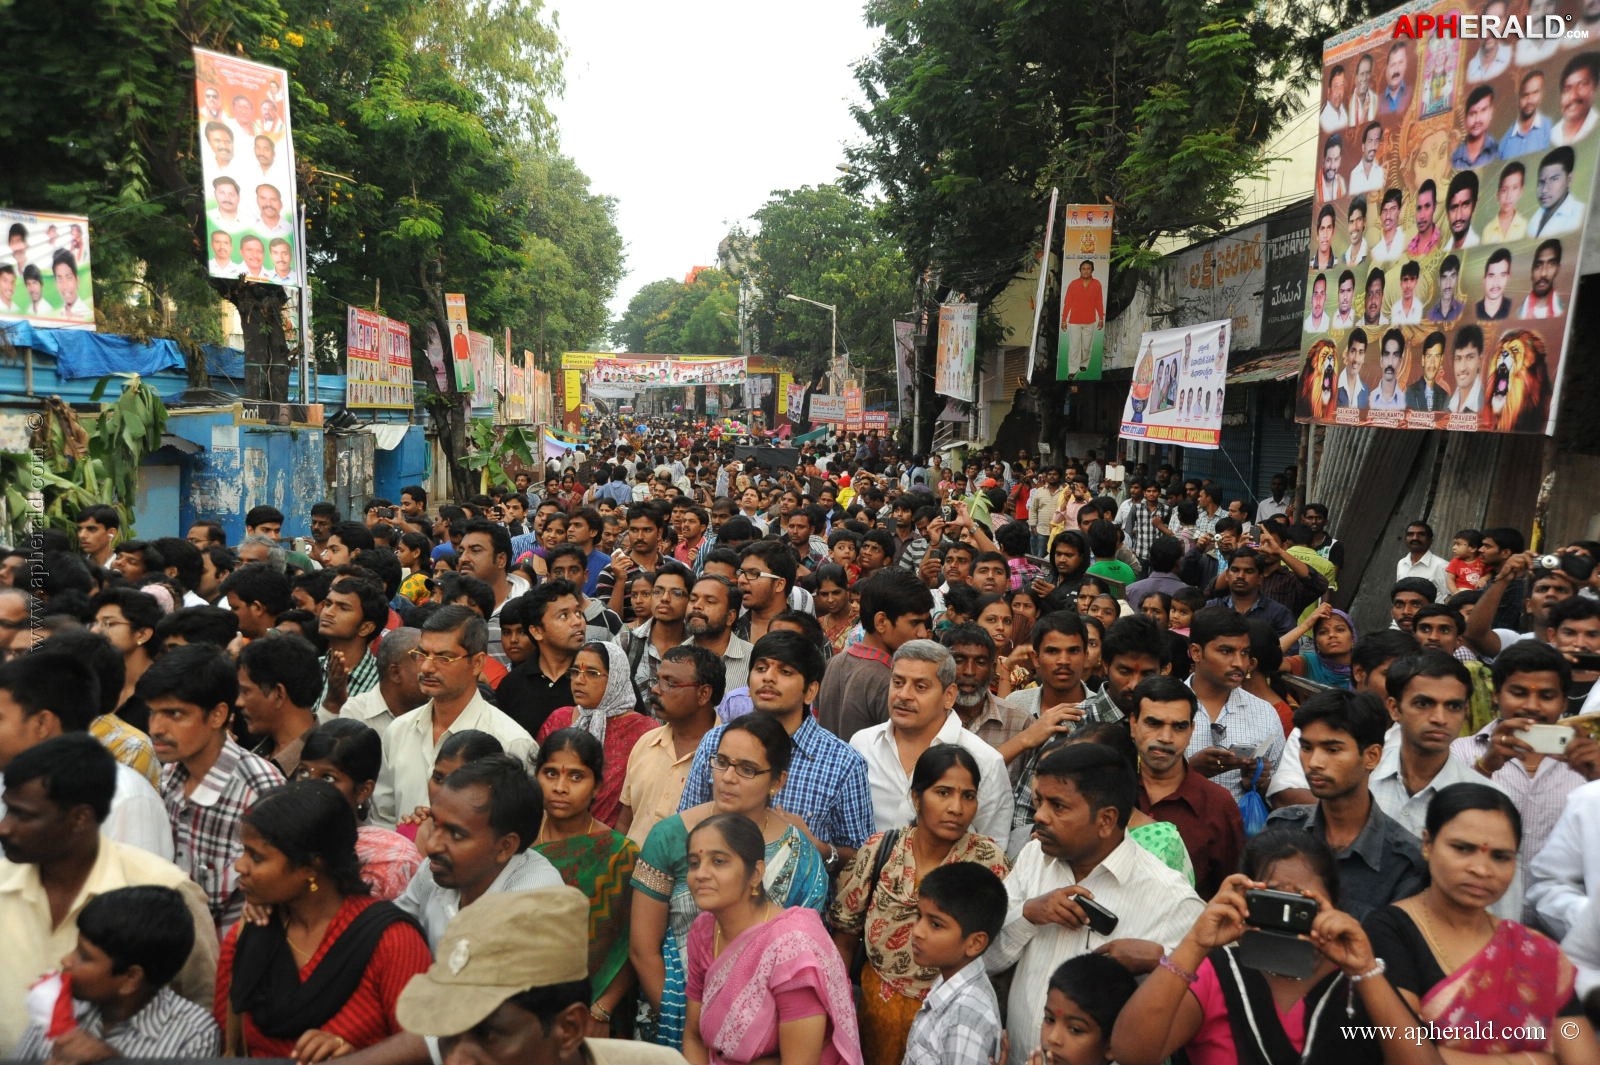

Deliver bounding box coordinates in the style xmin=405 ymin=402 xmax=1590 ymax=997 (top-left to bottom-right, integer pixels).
xmin=1119 ymin=320 xmax=1232 ymax=449
xmin=1057 ymin=204 xmax=1113 ymax=381
xmin=1295 ymin=6 xmax=1597 ymax=437
xmin=445 ymin=293 xmax=474 ymax=391
xmin=934 ymin=303 xmax=978 ymax=402
xmin=893 ymin=318 xmax=916 ymax=415
xmin=345 ymin=307 xmax=412 ymax=409
xmin=1 ymin=208 xmax=94 ymax=330
xmin=195 ymin=48 xmax=298 ymax=287
xmin=469 ymin=331 xmax=496 ymax=410
xmin=588 ymin=355 xmax=748 ymax=387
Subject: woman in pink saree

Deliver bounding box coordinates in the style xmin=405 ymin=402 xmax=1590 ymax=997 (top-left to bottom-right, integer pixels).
xmin=1364 ymin=784 xmax=1598 ymax=1064
xmin=683 ymin=813 xmax=862 ymax=1065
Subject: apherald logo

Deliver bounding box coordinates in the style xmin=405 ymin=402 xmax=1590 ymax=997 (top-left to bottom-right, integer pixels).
xmin=1391 ymin=11 xmax=1571 ymax=37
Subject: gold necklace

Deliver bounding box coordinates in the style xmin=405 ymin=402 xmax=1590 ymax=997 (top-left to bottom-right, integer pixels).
xmin=536 ymin=816 xmax=600 ymax=847
xmin=715 ymin=900 xmax=774 ymax=958
xmin=1413 ymin=894 xmax=1491 ymax=972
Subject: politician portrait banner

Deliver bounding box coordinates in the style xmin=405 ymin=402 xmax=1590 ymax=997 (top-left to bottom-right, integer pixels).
xmin=1 ymin=208 xmax=94 ymax=330
xmin=1119 ymin=320 xmax=1232 ymax=450
xmin=195 ymin=48 xmax=298 ymax=287
xmin=1057 ymin=204 xmax=1114 ymax=381
xmin=588 ymin=356 xmax=749 ymax=387
xmin=1295 ymin=5 xmax=1597 ymax=436
xmin=345 ymin=307 xmax=412 ymax=410
xmin=934 ymin=303 xmax=978 ymax=402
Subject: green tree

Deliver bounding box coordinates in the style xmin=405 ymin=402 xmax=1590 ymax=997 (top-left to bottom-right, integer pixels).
xmin=609 ymin=271 xmax=738 ymax=355
xmin=744 ymin=183 xmax=912 ymax=390
xmin=846 ymin=0 xmax=1341 ymax=303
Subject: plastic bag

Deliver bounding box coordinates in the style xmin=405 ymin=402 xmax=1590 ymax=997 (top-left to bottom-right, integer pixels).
xmin=1238 ymin=758 xmax=1270 ymax=837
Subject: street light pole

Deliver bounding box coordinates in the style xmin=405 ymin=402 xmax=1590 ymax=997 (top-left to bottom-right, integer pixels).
xmin=784 ymin=293 xmax=842 ymax=387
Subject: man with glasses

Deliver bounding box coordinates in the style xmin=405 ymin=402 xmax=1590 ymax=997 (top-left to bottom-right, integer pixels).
xmin=732 ymin=541 xmax=796 ymax=644
xmin=619 ymin=560 xmax=692 ymax=694
xmin=372 ymin=605 xmax=535 ymax=827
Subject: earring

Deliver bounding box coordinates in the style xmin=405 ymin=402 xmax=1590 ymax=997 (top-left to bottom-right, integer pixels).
xmin=751 ymin=885 xmax=760 ymax=899
xmin=308 ymin=875 xmax=319 ymax=893
xmin=357 ymin=801 xmax=369 ymax=820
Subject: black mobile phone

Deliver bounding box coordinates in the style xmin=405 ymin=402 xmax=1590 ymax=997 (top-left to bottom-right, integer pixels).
xmin=1245 ymin=888 xmax=1318 ymax=934
xmin=1236 ymin=928 xmax=1318 ymax=979
xmin=1570 ymin=651 xmax=1600 ymax=672
xmin=1076 ymin=895 xmax=1119 ymax=936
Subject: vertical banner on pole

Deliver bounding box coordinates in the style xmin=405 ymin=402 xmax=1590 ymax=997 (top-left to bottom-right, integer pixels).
xmin=445 ymin=294 xmax=473 ymax=391
xmin=1026 ymin=189 xmax=1060 ymax=376
xmin=934 ymin=304 xmax=978 ymax=402
xmin=1056 ymin=205 xmax=1114 ymax=381
xmin=893 ymin=319 xmax=916 ymax=418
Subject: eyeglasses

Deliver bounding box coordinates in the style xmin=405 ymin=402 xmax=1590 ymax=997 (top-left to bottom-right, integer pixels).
xmin=91 ymin=618 xmax=130 ymax=630
xmin=711 ymin=753 xmax=772 ymax=780
xmin=652 ymin=587 xmax=688 ymax=599
xmin=408 ymin=648 xmax=471 ymax=666
xmin=567 ymin=667 xmax=607 ymax=680
xmin=738 ymin=569 xmax=780 ymax=582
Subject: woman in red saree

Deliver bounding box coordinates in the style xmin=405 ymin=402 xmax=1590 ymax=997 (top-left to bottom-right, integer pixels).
xmin=683 ymin=813 xmax=862 ymax=1065
xmin=1364 ymin=783 xmax=1598 ymax=1064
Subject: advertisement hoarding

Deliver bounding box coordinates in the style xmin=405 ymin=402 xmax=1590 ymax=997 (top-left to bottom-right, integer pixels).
xmin=0 ymin=208 xmax=94 ymax=330
xmin=1119 ymin=319 xmax=1232 ymax=450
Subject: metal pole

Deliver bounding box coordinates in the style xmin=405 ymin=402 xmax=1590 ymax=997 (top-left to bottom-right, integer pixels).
xmin=297 ymin=201 xmax=311 ymax=404
xmin=831 ymin=306 xmax=839 ymax=387
xmin=912 ymin=334 xmax=923 ymax=456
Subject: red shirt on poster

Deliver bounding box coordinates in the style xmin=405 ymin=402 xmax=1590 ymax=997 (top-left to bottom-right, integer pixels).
xmin=1061 ymin=277 xmax=1104 ymax=325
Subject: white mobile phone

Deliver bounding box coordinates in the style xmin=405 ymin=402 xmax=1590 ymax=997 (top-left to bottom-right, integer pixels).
xmin=1515 ymin=723 xmax=1575 ymax=755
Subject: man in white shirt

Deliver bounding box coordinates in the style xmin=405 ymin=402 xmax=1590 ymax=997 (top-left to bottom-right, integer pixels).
xmin=1349 ymin=54 xmax=1379 ymax=127
xmin=850 ymin=640 xmax=1012 ymax=841
xmin=1372 ymin=651 xmax=1519 ymax=918
xmin=1343 ymin=197 xmax=1370 ymax=265
xmin=1449 ymin=326 xmax=1486 ymax=414
xmin=1389 ymin=261 xmax=1424 ymax=324
xmin=1303 ymin=273 xmax=1331 ymax=332
xmin=1531 ymin=146 xmax=1584 ymax=236
xmin=208 ymin=176 xmax=247 ymax=232
xmin=1395 ymin=523 xmax=1450 ymax=591
xmin=1347 ymin=122 xmax=1386 ymax=195
xmin=1551 ymin=54 xmax=1598 ymax=146
xmin=986 ymin=743 xmax=1203 ymax=1065
xmin=207 ymin=230 xmax=243 ymax=278
xmin=392 ymin=755 xmax=562 ymax=943
xmin=1369 ymin=188 xmax=1408 ymax=263
xmin=1184 ymin=607 xmax=1285 ymax=797
xmin=1465 ymin=8 xmax=1511 ymax=83
xmin=371 ymin=608 xmax=536 ymax=826
xmin=323 ymin=627 xmax=426 ymax=739
xmin=1320 ymin=64 xmax=1351 ymax=132
xmin=1367 ymin=329 xmax=1407 ymax=412
xmin=1331 ymin=270 xmax=1357 ymax=329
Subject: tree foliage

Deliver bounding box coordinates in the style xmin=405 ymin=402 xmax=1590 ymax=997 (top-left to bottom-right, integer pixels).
xmin=609 ymin=271 xmax=739 ymax=356
xmin=845 ymin=0 xmax=1361 ymax=309
xmin=743 ymin=184 xmax=912 ymax=391
xmin=0 ymin=0 xmax=622 ymax=493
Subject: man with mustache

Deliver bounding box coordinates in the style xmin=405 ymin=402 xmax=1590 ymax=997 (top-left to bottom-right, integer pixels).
xmin=393 ymin=754 xmax=560 ymax=944
xmin=1130 ymin=674 xmax=1244 ymax=899
xmin=1368 ymin=327 xmax=1408 ymax=411
xmin=1183 ymin=606 xmax=1286 ymax=798
xmin=617 ymin=645 xmax=722 ymax=845
xmin=683 ymin=574 xmax=752 ymax=691
xmin=985 ymin=743 xmax=1203 ymax=1065
xmin=1266 ymin=688 xmax=1425 ymax=921
xmin=371 ymin=607 xmax=536 ymax=826
xmin=1519 ymin=238 xmax=1565 ymax=318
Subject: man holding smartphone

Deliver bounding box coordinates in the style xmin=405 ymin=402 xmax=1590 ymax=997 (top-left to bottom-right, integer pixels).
xmin=1456 ymin=641 xmax=1597 ymax=883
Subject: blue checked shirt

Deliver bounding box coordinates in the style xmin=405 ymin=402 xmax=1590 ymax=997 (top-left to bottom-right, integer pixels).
xmin=678 ymin=713 xmax=874 ymax=849
xmin=903 ymin=958 xmax=1003 ymax=1065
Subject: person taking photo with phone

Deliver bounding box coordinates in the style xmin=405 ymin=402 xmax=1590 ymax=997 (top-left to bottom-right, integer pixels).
xmin=1109 ymin=829 xmax=1430 ymax=1065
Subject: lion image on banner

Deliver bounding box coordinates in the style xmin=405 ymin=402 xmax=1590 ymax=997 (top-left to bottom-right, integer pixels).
xmin=1488 ymin=328 xmax=1550 ymax=434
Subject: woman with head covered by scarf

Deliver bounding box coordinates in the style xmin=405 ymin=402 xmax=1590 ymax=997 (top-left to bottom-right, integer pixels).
xmin=536 ymin=641 xmax=657 ymax=827
xmin=1281 ymin=603 xmax=1358 ymax=690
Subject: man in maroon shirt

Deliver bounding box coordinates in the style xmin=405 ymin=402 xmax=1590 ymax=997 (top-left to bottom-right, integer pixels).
xmin=1128 ymin=674 xmax=1244 ymax=898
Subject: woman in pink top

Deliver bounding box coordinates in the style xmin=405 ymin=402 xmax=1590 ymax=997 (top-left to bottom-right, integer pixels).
xmin=1108 ymin=829 xmax=1432 ymax=1065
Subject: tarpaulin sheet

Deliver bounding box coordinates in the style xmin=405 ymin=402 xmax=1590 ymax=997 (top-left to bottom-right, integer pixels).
xmin=2 ymin=320 xmax=187 ymax=380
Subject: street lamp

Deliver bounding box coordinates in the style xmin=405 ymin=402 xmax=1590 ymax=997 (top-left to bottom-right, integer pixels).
xmin=784 ymin=293 xmax=846 ymax=388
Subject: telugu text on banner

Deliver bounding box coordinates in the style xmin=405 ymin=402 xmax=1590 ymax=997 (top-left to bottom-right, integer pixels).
xmin=1119 ymin=320 xmax=1232 ymax=450
xmin=1294 ymin=4 xmax=1597 ymax=436
xmin=195 ymin=48 xmax=298 ymax=288
xmin=1057 ymin=205 xmax=1113 ymax=381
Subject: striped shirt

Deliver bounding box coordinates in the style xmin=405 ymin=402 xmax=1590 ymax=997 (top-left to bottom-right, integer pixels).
xmin=160 ymin=737 xmax=285 ymax=929
xmin=679 ymin=713 xmax=875 ymax=849
xmin=318 ymin=648 xmax=380 ymax=713
xmin=903 ymin=959 xmax=1003 ymax=1065
xmin=13 ymin=987 xmax=220 ymax=1060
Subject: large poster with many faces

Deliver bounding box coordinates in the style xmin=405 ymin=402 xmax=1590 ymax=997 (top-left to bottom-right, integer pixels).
xmin=1294 ymin=3 xmax=1597 ymax=436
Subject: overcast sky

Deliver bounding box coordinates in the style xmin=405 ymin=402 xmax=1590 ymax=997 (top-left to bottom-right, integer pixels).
xmin=550 ymin=1 xmax=881 ymax=331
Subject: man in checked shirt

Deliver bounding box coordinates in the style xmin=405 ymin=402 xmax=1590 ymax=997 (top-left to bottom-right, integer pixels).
xmin=142 ymin=644 xmax=283 ymax=931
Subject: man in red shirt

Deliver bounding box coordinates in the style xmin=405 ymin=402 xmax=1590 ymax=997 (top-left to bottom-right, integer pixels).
xmin=1059 ymin=260 xmax=1105 ymax=377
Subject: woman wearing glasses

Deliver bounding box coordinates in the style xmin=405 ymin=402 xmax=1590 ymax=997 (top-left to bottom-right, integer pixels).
xmin=630 ymin=712 xmax=829 ymax=1050
xmin=535 ymin=641 xmax=655 ymax=827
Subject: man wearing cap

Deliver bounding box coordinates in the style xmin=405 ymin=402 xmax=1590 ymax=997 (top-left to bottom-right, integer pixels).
xmin=398 ymin=886 xmax=687 ymax=1063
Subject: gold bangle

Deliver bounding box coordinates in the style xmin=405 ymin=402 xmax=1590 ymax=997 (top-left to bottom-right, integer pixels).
xmin=589 ymin=1003 xmax=612 ymax=1023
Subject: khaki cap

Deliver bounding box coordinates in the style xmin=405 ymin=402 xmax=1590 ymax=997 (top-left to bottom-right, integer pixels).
xmin=396 ymin=887 xmax=591 ymax=1037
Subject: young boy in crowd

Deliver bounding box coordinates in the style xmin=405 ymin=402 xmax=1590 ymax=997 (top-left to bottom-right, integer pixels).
xmin=902 ymin=863 xmax=1008 ymax=1065
xmin=14 ymin=886 xmax=220 ymax=1060
xmin=1036 ymin=955 xmax=1139 ymax=1065
xmin=1446 ymin=528 xmax=1487 ymax=593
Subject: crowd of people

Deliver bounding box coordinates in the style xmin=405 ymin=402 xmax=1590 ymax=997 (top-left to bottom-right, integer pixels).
xmin=3 ymin=415 xmax=1600 ymax=1065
